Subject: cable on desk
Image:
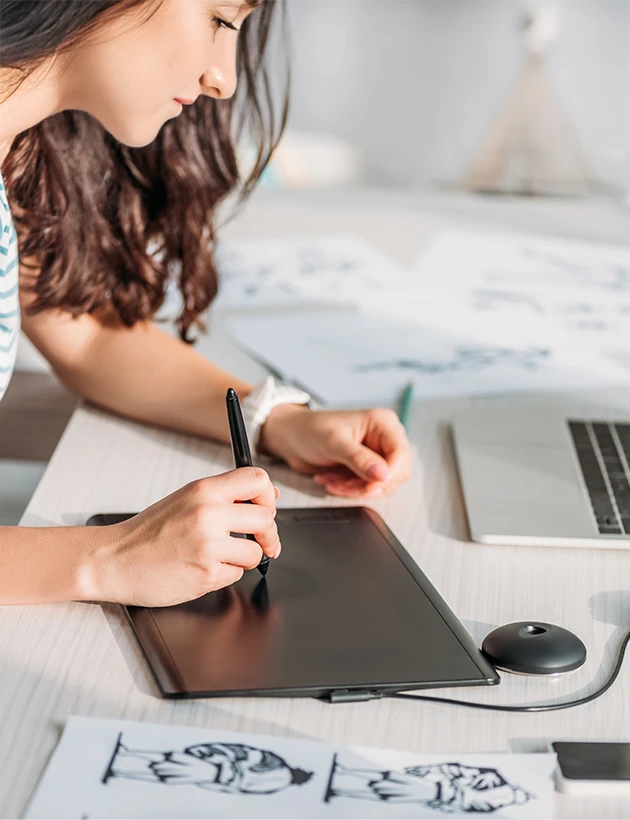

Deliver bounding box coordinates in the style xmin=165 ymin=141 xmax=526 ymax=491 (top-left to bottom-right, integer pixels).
xmin=389 ymin=630 xmax=630 ymax=713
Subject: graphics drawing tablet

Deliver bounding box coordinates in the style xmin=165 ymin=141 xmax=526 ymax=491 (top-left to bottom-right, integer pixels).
xmin=87 ymin=507 xmax=499 ymax=700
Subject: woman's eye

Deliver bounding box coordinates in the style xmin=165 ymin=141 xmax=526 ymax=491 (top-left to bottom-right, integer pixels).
xmin=211 ymin=15 xmax=237 ymax=32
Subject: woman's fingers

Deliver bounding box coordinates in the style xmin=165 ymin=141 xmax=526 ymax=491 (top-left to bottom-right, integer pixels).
xmin=225 ymin=503 xmax=280 ymax=558
xmin=311 ymin=409 xmax=412 ymax=493
xmin=367 ymin=410 xmax=413 ymax=484
xmin=327 ymin=437 xmax=391 ymax=484
xmin=314 ymin=456 xmax=407 ymax=496
xmin=208 ymin=467 xmax=277 ymax=512
xmin=314 ymin=468 xmax=354 ymax=484
xmin=194 ymin=468 xmax=279 ymax=555
xmin=318 ymin=475 xmax=385 ymax=498
xmin=222 ymin=536 xmax=264 ymax=570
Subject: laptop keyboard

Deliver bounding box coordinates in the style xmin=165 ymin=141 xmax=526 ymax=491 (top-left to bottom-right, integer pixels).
xmin=569 ymin=421 xmax=630 ymax=536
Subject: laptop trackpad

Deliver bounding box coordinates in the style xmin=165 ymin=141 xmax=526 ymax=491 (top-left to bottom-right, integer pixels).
xmin=456 ymin=442 xmax=596 ymax=541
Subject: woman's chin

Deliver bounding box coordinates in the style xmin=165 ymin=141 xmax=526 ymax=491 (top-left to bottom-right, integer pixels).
xmin=102 ymin=114 xmax=172 ymax=147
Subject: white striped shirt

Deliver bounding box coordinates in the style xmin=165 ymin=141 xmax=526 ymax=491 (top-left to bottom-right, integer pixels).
xmin=0 ymin=172 xmax=19 ymax=400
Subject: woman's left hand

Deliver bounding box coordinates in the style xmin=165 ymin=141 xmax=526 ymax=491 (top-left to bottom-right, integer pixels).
xmin=259 ymin=405 xmax=413 ymax=498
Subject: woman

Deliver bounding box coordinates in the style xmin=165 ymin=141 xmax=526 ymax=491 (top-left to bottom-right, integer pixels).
xmin=0 ymin=0 xmax=412 ymax=607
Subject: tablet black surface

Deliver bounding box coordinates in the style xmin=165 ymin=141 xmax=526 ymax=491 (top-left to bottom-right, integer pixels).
xmin=88 ymin=507 xmax=499 ymax=699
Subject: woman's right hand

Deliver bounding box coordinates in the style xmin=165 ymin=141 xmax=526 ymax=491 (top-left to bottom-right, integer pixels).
xmin=86 ymin=467 xmax=280 ymax=607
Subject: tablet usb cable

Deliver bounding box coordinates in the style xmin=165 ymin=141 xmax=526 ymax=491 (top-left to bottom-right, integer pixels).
xmin=386 ymin=630 xmax=630 ymax=713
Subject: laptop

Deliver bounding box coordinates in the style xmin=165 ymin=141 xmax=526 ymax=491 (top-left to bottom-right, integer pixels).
xmin=452 ymin=404 xmax=630 ymax=548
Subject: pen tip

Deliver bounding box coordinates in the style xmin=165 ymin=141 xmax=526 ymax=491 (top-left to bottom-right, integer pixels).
xmin=226 ymin=387 xmax=237 ymax=400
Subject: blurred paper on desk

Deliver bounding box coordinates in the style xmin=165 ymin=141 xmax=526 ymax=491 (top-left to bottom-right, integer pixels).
xmin=25 ymin=715 xmax=555 ymax=819
xmin=408 ymin=232 xmax=630 ymax=350
xmin=359 ymin=284 xmax=630 ymax=352
xmin=227 ymin=310 xmax=630 ymax=407
xmin=212 ymin=233 xmax=406 ymax=310
xmin=414 ymin=232 xmax=630 ymax=293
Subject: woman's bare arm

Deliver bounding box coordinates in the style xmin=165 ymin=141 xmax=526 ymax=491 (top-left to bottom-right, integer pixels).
xmin=21 ymin=293 xmax=253 ymax=444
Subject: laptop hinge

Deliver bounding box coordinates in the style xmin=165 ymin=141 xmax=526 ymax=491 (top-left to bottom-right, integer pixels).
xmin=325 ymin=689 xmax=383 ymax=704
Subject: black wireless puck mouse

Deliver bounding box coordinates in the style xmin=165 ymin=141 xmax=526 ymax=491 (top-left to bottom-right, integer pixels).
xmin=481 ymin=622 xmax=587 ymax=676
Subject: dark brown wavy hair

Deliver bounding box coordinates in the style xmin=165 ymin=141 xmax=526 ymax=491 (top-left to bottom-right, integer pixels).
xmin=1 ymin=0 xmax=289 ymax=340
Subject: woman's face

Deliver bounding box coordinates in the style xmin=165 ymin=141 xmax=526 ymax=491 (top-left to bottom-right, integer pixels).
xmin=66 ymin=0 xmax=255 ymax=146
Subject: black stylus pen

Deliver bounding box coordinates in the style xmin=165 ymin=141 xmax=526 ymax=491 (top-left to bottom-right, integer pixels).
xmin=226 ymin=387 xmax=271 ymax=577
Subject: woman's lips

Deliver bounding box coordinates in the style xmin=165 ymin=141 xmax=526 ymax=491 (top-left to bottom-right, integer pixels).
xmin=173 ymin=97 xmax=195 ymax=105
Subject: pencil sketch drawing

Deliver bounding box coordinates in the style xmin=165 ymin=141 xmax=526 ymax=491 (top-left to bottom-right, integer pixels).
xmin=217 ymin=249 xmax=278 ymax=283
xmin=102 ymin=734 xmax=313 ymax=796
xmin=216 ymin=248 xmax=298 ymax=302
xmin=520 ymin=246 xmax=630 ymax=291
xmin=325 ymin=756 xmax=532 ymax=814
xmin=102 ymin=738 xmax=533 ymax=814
xmin=472 ymin=290 xmax=545 ymax=315
xmin=295 ymin=246 xmax=358 ymax=276
xmin=351 ymin=346 xmax=551 ymax=375
xmin=213 ymin=237 xmax=399 ymax=311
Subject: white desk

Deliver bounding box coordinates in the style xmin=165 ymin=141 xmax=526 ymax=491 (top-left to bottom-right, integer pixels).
xmin=2 ymin=190 xmax=630 ymax=819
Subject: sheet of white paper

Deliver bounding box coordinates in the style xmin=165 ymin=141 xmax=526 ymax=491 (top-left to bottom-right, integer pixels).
xmin=414 ymin=232 xmax=630 ymax=293
xmin=409 ymin=232 xmax=630 ymax=350
xmin=227 ymin=310 xmax=630 ymax=406
xmin=25 ymin=715 xmax=556 ymax=819
xmin=359 ymin=285 xmax=630 ymax=350
xmin=212 ymin=234 xmax=406 ymax=309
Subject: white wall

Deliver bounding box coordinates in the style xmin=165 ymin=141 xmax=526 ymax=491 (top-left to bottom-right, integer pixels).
xmin=282 ymin=0 xmax=630 ymax=190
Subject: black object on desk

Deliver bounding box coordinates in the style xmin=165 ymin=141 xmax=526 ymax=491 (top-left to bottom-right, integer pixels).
xmin=482 ymin=621 xmax=587 ymax=676
xmin=226 ymin=387 xmax=270 ymax=577
xmin=87 ymin=507 xmax=499 ymax=700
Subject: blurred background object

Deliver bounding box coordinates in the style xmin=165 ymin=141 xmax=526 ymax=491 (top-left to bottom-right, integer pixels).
xmin=238 ymin=130 xmax=361 ymax=190
xmin=252 ymin=0 xmax=629 ymax=201
xmin=463 ymin=0 xmax=594 ymax=196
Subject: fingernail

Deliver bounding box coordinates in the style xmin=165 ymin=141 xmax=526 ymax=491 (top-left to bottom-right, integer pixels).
xmin=366 ymin=486 xmax=384 ymax=497
xmin=367 ymin=464 xmax=390 ymax=481
xmin=274 ymin=542 xmax=282 ymax=558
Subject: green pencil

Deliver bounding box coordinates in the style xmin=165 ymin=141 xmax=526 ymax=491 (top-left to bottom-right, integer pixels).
xmin=398 ymin=381 xmax=414 ymax=430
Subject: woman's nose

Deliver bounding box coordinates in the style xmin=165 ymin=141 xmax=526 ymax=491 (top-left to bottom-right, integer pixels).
xmin=201 ymin=63 xmax=237 ymax=101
